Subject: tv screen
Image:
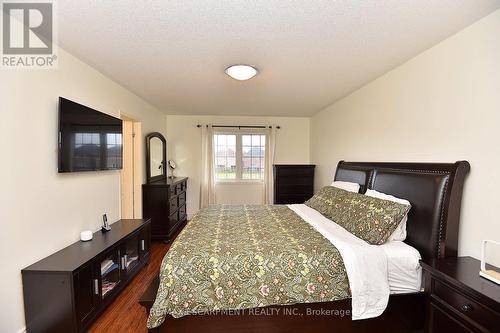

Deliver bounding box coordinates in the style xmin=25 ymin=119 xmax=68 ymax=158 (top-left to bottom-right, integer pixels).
xmin=58 ymin=97 xmax=123 ymax=173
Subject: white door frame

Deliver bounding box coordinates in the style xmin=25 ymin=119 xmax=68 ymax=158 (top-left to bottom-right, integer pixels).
xmin=120 ymin=114 xmax=142 ymax=219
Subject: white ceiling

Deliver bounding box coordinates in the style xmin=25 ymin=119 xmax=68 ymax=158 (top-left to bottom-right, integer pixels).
xmin=58 ymin=1 xmax=500 ymax=116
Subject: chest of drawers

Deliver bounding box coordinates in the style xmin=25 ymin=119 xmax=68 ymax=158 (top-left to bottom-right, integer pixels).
xmin=273 ymin=165 xmax=315 ymax=204
xmin=142 ymin=177 xmax=188 ymax=242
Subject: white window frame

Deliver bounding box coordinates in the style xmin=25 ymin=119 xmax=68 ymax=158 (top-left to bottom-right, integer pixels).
xmin=214 ymin=130 xmax=266 ymax=184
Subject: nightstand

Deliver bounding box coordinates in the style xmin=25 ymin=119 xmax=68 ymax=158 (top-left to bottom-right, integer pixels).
xmin=420 ymin=256 xmax=500 ymax=333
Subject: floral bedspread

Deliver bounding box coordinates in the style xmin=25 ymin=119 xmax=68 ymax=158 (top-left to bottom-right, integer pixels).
xmin=147 ymin=204 xmax=350 ymax=328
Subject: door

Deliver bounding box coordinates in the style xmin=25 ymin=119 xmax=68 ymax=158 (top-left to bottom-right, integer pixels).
xmin=122 ymin=231 xmax=141 ymax=278
xmin=139 ymin=223 xmax=151 ymax=261
xmin=74 ymin=263 xmax=99 ymax=330
xmin=99 ymin=248 xmax=122 ymax=300
xmin=121 ymin=117 xmax=142 ymax=218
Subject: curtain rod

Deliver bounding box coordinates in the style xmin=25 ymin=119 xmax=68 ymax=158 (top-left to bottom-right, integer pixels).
xmin=196 ymin=124 xmax=280 ymax=129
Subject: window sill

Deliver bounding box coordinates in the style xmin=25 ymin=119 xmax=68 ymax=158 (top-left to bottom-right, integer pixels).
xmin=216 ymin=180 xmax=264 ymax=185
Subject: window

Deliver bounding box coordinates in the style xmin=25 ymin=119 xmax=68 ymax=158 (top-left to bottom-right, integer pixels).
xmin=214 ymin=133 xmax=266 ymax=181
xmin=214 ymin=134 xmax=236 ymax=180
xmin=241 ymin=134 xmax=265 ymax=180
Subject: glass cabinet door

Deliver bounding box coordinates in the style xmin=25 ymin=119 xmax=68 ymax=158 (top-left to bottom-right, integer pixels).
xmin=123 ymin=234 xmax=140 ymax=274
xmin=100 ymin=250 xmax=121 ymax=299
xmin=74 ymin=263 xmax=99 ymax=329
xmin=139 ymin=224 xmax=151 ymax=260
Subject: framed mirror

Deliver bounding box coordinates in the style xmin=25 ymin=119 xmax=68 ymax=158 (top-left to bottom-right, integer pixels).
xmin=145 ymin=132 xmax=167 ymax=183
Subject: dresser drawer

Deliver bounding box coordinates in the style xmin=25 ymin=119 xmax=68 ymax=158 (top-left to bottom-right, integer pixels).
xmin=178 ymin=205 xmax=186 ymax=221
xmin=428 ymin=302 xmax=473 ymax=333
xmin=169 ymin=196 xmax=178 ymax=211
xmin=433 ymin=280 xmax=500 ymax=332
xmin=178 ymin=192 xmax=186 ymax=206
xmin=275 ymin=167 xmax=314 ymax=177
xmin=169 ymin=183 xmax=183 ymax=195
xmin=181 ymin=181 xmax=187 ymax=192
xmin=274 ymin=194 xmax=311 ymax=204
xmin=169 ymin=210 xmax=179 ymax=224
xmin=276 ymin=183 xmax=312 ymax=193
xmin=276 ymin=177 xmax=312 ymax=186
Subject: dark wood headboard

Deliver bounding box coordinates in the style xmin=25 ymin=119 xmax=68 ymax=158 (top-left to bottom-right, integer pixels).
xmin=334 ymin=161 xmax=470 ymax=259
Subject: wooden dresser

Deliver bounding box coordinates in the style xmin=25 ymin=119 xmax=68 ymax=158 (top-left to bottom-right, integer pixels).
xmin=22 ymin=219 xmax=151 ymax=333
xmin=142 ymin=177 xmax=188 ymax=242
xmin=273 ymin=164 xmax=315 ymax=204
xmin=421 ymin=256 xmax=500 ymax=333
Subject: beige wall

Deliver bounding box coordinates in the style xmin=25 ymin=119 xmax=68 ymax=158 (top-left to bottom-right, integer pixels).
xmin=0 ymin=48 xmax=168 ymax=333
xmin=310 ymin=9 xmax=500 ymax=263
xmin=166 ymin=115 xmax=310 ymax=216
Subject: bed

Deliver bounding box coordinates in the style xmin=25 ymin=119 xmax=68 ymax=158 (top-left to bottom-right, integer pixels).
xmin=140 ymin=161 xmax=470 ymax=333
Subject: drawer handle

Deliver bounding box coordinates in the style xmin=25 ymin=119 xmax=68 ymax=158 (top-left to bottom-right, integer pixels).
xmin=460 ymin=303 xmax=473 ymax=313
xmin=94 ymin=279 xmax=99 ymax=295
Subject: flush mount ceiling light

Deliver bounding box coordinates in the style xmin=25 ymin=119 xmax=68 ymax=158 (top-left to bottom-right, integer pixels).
xmin=225 ymin=64 xmax=258 ymax=81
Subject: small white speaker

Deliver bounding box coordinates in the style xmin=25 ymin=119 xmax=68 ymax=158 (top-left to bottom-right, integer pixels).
xmin=80 ymin=230 xmax=93 ymax=242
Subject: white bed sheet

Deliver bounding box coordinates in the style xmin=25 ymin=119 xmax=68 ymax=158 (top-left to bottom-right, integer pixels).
xmin=288 ymin=204 xmax=422 ymax=320
xmin=380 ymin=241 xmax=422 ymax=294
xmin=288 ymin=204 xmax=390 ymax=320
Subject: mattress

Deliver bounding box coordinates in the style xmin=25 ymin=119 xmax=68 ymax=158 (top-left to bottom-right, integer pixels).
xmin=380 ymin=241 xmax=422 ymax=294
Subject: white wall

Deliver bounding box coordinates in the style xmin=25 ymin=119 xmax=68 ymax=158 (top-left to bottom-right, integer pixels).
xmin=310 ymin=9 xmax=500 ymax=263
xmin=0 ymin=48 xmax=167 ymax=333
xmin=166 ymin=115 xmax=310 ymax=215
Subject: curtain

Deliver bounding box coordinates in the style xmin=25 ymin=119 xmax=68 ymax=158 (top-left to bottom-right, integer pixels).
xmin=200 ymin=124 xmax=216 ymax=208
xmin=264 ymin=126 xmax=277 ymax=204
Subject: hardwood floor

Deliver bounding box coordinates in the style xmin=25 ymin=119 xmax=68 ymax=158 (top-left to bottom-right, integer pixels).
xmin=88 ymin=240 xmax=171 ymax=333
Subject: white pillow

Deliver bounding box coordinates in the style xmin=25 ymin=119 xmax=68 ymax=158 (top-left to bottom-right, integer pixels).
xmin=365 ymin=189 xmax=411 ymax=242
xmin=331 ymin=181 xmax=360 ymax=193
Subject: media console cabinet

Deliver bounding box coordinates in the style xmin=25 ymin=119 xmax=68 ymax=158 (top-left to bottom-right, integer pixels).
xmin=22 ymin=219 xmax=151 ymax=333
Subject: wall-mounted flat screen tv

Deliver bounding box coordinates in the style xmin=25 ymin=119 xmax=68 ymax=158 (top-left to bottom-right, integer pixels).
xmin=58 ymin=97 xmax=123 ymax=173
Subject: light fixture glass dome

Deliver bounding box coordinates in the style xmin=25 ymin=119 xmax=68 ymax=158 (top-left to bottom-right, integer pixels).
xmin=225 ymin=64 xmax=258 ymax=81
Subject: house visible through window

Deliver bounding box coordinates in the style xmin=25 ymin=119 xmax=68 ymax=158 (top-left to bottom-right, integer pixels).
xmin=214 ymin=134 xmax=237 ymax=180
xmin=214 ymin=133 xmax=266 ymax=181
